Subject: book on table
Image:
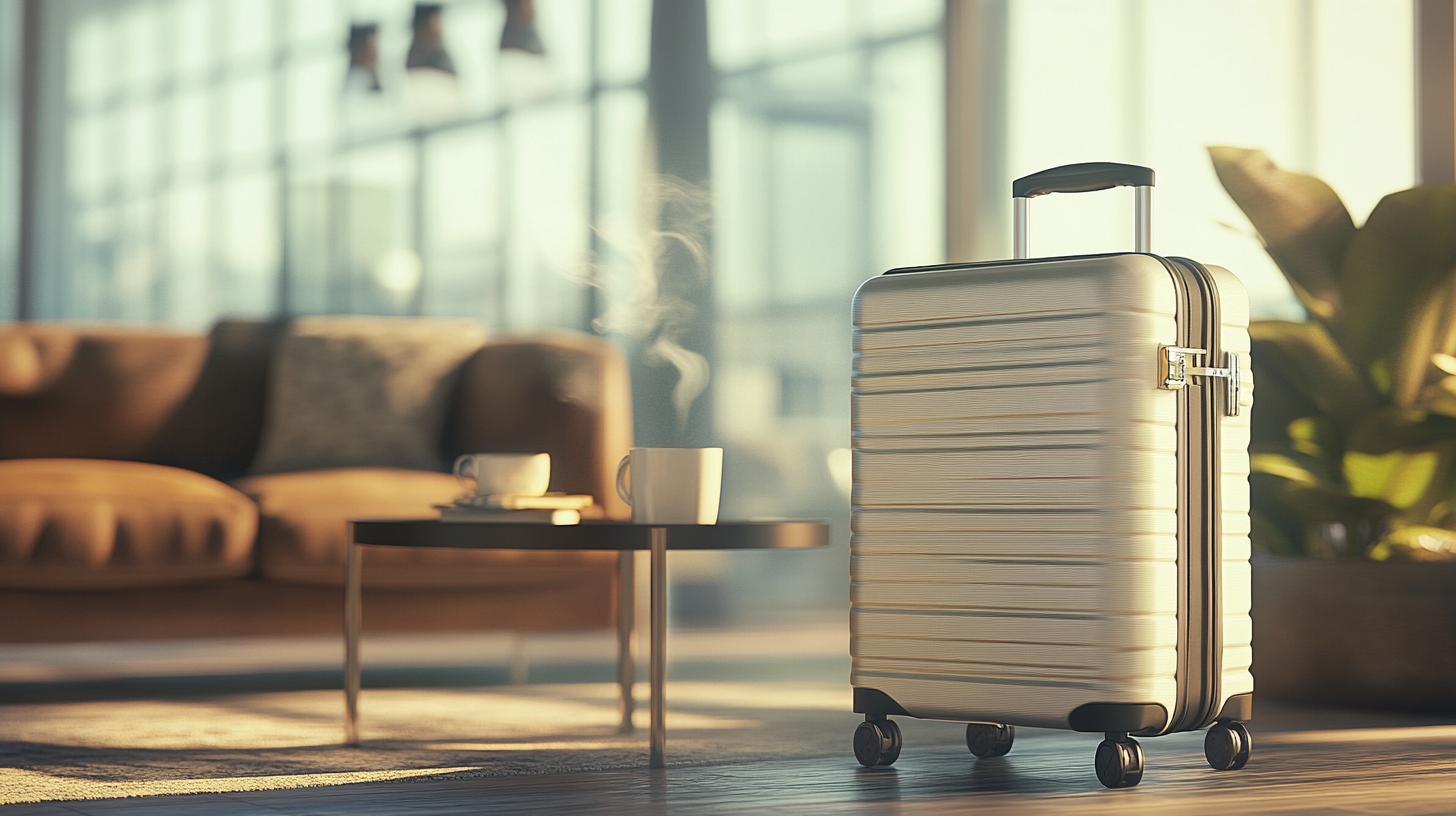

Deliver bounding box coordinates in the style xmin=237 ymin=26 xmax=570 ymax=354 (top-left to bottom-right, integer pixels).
xmin=436 ymin=493 xmax=596 ymax=525
xmin=456 ymin=493 xmax=596 ymax=510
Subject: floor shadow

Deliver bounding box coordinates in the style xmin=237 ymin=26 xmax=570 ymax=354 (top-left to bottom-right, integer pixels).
xmin=0 ymin=656 xmax=849 ymax=704
xmin=850 ymin=765 xmax=903 ymax=804
xmin=0 ymin=735 xmax=653 ymax=785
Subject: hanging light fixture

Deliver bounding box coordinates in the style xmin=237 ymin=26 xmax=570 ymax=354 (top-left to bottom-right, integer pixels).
xmin=344 ymin=23 xmax=381 ymax=93
xmin=407 ymin=3 xmax=457 ymax=75
xmin=500 ymin=0 xmax=545 ymax=55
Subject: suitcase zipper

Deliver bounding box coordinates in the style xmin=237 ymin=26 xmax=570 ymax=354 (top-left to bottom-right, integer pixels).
xmin=1158 ymin=256 xmax=1225 ymax=735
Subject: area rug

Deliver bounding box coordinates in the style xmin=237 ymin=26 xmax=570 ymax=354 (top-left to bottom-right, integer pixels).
xmin=0 ymin=680 xmax=960 ymax=805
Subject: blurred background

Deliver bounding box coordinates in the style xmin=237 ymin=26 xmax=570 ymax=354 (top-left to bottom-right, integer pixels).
xmin=0 ymin=0 xmax=1438 ymax=626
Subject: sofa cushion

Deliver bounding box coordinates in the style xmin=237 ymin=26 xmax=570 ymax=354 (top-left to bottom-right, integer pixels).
xmin=235 ymin=468 xmax=617 ymax=588
xmin=0 ymin=460 xmax=257 ymax=589
xmin=143 ymin=319 xmax=285 ymax=480
xmin=0 ymin=326 xmax=210 ymax=461
xmin=249 ymin=316 xmax=488 ymax=475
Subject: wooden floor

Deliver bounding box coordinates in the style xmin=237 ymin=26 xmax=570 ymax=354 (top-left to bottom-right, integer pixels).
xmin=5 ymin=627 xmax=1454 ymax=814
xmin=8 ymin=702 xmax=1456 ymax=815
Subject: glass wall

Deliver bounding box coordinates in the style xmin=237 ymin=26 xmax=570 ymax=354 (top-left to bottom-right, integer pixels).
xmin=48 ymin=0 xmax=651 ymax=331
xmin=0 ymin=0 xmax=19 ymax=320
xmin=703 ymin=0 xmax=944 ymax=619
xmin=1002 ymin=0 xmax=1415 ymax=321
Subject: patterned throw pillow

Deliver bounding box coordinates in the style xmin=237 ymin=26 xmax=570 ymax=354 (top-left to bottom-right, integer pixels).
xmin=248 ymin=316 xmax=487 ymax=474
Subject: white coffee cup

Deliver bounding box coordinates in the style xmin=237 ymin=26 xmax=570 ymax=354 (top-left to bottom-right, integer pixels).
xmin=454 ymin=452 xmax=551 ymax=497
xmin=615 ymin=447 xmax=723 ymax=525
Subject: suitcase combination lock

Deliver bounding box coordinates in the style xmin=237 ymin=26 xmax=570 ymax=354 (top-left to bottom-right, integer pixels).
xmin=1158 ymin=346 xmax=1242 ymax=417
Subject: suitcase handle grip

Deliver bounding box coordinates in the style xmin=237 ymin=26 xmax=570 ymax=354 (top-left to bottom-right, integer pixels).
xmin=1012 ymin=163 xmax=1154 ymax=259
xmin=1012 ymin=162 xmax=1155 ymax=199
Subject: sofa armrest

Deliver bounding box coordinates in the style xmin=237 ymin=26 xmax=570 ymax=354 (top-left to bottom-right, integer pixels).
xmin=446 ymin=331 xmax=633 ymax=520
xmin=0 ymin=331 xmax=55 ymax=396
xmin=0 ymin=325 xmax=212 ymax=461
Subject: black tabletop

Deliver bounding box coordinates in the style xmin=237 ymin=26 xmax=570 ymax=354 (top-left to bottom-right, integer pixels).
xmin=349 ymin=519 xmax=831 ymax=551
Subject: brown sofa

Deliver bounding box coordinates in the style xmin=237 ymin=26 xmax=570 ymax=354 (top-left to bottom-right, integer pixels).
xmin=0 ymin=319 xmax=633 ymax=643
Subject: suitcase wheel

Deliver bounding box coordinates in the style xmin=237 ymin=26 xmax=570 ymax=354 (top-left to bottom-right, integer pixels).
xmin=1094 ymin=734 xmax=1144 ymax=789
xmin=1204 ymin=721 xmax=1252 ymax=771
xmin=965 ymin=723 xmax=1014 ymax=758
xmin=853 ymin=718 xmax=902 ymax=768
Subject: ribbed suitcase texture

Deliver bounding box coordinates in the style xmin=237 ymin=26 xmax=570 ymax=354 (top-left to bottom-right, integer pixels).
xmin=849 ymin=251 xmax=1254 ymax=782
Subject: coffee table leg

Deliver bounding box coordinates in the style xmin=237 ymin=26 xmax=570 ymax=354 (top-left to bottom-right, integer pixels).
xmin=616 ymin=550 xmax=635 ymax=733
xmin=649 ymin=526 xmax=667 ymax=768
xmin=344 ymin=528 xmax=361 ymax=746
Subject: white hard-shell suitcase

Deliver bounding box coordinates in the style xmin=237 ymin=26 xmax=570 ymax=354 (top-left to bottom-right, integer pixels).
xmin=849 ymin=163 xmax=1254 ymax=788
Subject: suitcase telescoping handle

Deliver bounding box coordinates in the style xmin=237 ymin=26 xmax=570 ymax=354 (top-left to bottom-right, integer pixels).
xmin=1011 ymin=162 xmax=1155 ymax=259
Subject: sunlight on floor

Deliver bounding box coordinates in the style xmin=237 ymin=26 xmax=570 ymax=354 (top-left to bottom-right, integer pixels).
xmin=1258 ymin=724 xmax=1456 ymax=744
xmin=0 ymin=766 xmax=482 ymax=805
xmin=0 ymin=679 xmax=860 ymax=805
xmin=0 ymin=623 xmax=848 ymax=684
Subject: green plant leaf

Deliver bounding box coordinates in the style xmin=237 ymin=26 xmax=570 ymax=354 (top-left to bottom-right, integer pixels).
xmin=1209 ymin=146 xmax=1355 ymax=328
xmin=1249 ymin=508 xmax=1302 ymax=556
xmin=1251 ymin=471 xmax=1398 ymax=524
xmin=1369 ymin=359 xmax=1393 ymax=397
xmin=1249 ymin=320 xmax=1379 ymax=431
xmin=1343 ymin=410 xmax=1456 ymax=520
xmin=1344 ymin=449 xmax=1440 ymax=509
xmin=1286 ymin=415 xmax=1343 ymax=464
xmin=1246 ymin=337 xmax=1321 ymax=446
xmin=1369 ymin=523 xmax=1456 ymax=561
xmin=1250 ymin=445 xmax=1342 ymax=487
xmin=1249 ymin=477 xmax=1316 ymax=556
xmin=1338 ymin=185 xmax=1456 ymax=403
xmin=1249 ymin=471 xmax=1399 ymax=556
xmin=1344 ymin=406 xmax=1456 ymax=454
xmin=1419 ymin=374 xmax=1456 ymax=417
xmin=1389 ymin=277 xmax=1456 ymax=406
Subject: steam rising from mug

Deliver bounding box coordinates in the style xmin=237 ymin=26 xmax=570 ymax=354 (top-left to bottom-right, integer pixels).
xmin=586 ymin=174 xmax=712 ymax=430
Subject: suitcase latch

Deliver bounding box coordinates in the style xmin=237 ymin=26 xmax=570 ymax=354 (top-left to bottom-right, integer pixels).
xmin=1158 ymin=346 xmax=1242 ymax=417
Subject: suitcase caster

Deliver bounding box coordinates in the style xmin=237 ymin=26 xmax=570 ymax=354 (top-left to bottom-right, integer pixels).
xmin=966 ymin=723 xmax=1014 ymax=758
xmin=853 ymin=717 xmax=902 ymax=768
xmin=1204 ymin=721 xmax=1252 ymax=771
xmin=1095 ymin=733 xmax=1144 ymax=788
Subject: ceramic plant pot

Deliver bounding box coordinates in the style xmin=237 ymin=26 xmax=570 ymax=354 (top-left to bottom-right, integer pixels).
xmin=1251 ymin=555 xmax=1456 ymax=713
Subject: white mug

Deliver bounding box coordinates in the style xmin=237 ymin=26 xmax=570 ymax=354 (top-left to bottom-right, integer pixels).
xmin=454 ymin=452 xmax=551 ymax=497
xmin=615 ymin=447 xmax=723 ymax=525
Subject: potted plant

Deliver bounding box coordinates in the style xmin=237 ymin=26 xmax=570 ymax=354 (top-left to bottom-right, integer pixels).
xmin=1209 ymin=147 xmax=1456 ymax=712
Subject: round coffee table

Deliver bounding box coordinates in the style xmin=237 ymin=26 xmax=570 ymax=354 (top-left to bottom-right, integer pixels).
xmin=344 ymin=519 xmax=830 ymax=768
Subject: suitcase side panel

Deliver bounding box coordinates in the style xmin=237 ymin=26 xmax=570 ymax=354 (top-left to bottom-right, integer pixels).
xmin=850 ymin=255 xmax=1182 ymax=729
xmin=1208 ymin=263 xmax=1255 ymax=713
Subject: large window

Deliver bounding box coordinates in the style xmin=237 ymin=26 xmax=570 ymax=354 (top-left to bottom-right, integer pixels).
xmin=49 ymin=0 xmax=651 ymax=331
xmin=703 ymin=0 xmax=945 ymax=617
xmin=0 ymin=0 xmax=19 ymax=320
xmin=1000 ymin=0 xmax=1414 ymax=321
